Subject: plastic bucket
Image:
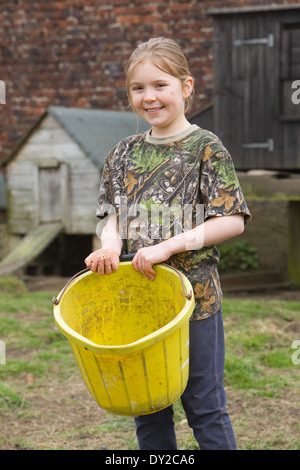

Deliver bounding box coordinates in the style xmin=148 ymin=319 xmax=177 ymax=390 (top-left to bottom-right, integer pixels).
xmin=53 ymin=262 xmax=195 ymax=416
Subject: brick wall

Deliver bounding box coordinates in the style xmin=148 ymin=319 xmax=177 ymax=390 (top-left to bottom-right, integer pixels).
xmin=0 ymin=0 xmax=295 ymax=162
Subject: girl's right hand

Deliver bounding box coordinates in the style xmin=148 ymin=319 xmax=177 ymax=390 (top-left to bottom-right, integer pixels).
xmin=132 ymin=243 xmax=171 ymax=281
xmin=85 ymin=249 xmax=120 ymax=275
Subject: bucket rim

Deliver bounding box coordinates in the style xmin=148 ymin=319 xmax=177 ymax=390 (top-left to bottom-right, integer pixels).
xmin=53 ymin=263 xmax=195 ymax=355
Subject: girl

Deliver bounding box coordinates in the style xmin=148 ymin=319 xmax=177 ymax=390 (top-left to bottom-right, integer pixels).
xmin=85 ymin=37 xmax=251 ymax=450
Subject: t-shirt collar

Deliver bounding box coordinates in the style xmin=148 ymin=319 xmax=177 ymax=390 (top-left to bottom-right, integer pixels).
xmin=145 ymin=124 xmax=199 ymax=145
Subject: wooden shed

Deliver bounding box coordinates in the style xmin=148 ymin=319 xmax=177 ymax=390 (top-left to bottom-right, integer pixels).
xmin=192 ymin=5 xmax=300 ymax=287
xmin=0 ymin=106 xmax=149 ymax=276
xmin=208 ymin=3 xmax=300 ymax=171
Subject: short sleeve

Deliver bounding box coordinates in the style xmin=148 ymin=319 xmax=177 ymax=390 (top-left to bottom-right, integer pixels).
xmin=96 ymin=154 xmax=113 ymax=219
xmin=96 ymin=144 xmax=126 ymax=220
xmin=200 ymin=143 xmax=251 ymax=224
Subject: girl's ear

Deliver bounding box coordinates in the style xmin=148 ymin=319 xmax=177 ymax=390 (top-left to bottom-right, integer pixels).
xmin=183 ymin=76 xmax=194 ymax=99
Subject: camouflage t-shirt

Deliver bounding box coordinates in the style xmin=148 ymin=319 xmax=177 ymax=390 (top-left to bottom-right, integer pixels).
xmin=96 ymin=125 xmax=251 ymax=320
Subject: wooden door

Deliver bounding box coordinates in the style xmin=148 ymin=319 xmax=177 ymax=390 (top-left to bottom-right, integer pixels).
xmin=38 ymin=163 xmax=69 ymax=226
xmin=213 ymin=13 xmax=281 ymax=169
xmin=39 ymin=167 xmax=61 ymax=223
xmin=280 ymin=21 xmax=300 ymax=169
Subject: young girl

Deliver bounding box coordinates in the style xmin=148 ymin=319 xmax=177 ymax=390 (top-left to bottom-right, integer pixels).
xmin=85 ymin=37 xmax=251 ymax=450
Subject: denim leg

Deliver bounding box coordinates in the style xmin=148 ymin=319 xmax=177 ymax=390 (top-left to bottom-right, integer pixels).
xmin=134 ymin=309 xmax=236 ymax=450
xmin=181 ymin=310 xmax=236 ymax=450
xmin=134 ymin=405 xmax=177 ymax=450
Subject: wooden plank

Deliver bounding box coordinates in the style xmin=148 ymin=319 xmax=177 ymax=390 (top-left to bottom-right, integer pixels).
xmin=39 ymin=115 xmax=63 ymax=130
xmin=290 ymin=26 xmax=300 ymax=78
xmin=281 ymin=28 xmax=290 ymax=79
xmin=70 ymin=161 xmax=100 ymax=172
xmin=39 ymin=167 xmax=62 ymax=223
xmin=70 ymin=217 xmax=97 ymax=234
xmin=8 ymin=173 xmax=35 ymax=191
xmin=0 ymin=223 xmax=63 ymax=277
xmin=60 ymin=163 xmax=70 ymax=233
xmin=16 ymin=142 xmax=85 ymax=160
xmin=238 ymin=173 xmax=300 ymax=198
xmin=27 ymin=128 xmax=75 ymax=145
xmin=290 ymin=29 xmax=300 ymax=46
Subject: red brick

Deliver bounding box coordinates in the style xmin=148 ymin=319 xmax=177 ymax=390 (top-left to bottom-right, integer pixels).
xmin=0 ymin=0 xmax=291 ymax=162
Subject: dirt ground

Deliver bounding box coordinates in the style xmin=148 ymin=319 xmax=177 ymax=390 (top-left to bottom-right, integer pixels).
xmin=2 ymin=276 xmax=300 ymax=450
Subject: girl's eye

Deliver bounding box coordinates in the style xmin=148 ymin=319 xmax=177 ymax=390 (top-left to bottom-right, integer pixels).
xmin=132 ymin=86 xmax=143 ymax=91
xmin=156 ymin=83 xmax=166 ymax=88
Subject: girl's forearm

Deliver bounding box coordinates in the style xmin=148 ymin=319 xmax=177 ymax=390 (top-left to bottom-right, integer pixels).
xmin=162 ymin=214 xmax=245 ymax=257
xmin=98 ymin=213 xmax=245 ymax=258
xmin=100 ymin=214 xmax=123 ymax=253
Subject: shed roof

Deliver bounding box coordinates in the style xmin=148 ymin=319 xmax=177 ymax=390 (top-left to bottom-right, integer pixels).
xmin=2 ymin=106 xmax=150 ymax=170
xmin=47 ymin=106 xmax=150 ymax=169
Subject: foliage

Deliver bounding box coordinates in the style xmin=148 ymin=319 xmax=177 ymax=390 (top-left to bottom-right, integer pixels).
xmin=0 ymin=276 xmax=28 ymax=295
xmin=218 ymin=240 xmax=259 ymax=272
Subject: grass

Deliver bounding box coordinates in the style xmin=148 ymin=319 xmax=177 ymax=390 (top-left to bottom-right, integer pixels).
xmin=0 ymin=276 xmax=299 ymax=450
xmin=222 ymin=298 xmax=299 ymax=392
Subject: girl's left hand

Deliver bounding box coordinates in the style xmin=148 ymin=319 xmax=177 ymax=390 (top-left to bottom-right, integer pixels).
xmin=132 ymin=244 xmax=170 ymax=281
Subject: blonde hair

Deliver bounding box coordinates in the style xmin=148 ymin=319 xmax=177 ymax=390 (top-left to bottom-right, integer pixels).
xmin=126 ymin=37 xmax=194 ymax=113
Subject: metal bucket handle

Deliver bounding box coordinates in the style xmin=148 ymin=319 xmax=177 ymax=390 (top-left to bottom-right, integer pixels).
xmin=52 ymin=253 xmax=192 ymax=305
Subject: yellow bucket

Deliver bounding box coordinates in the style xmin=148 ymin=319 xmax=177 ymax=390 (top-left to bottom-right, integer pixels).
xmin=53 ymin=262 xmax=195 ymax=416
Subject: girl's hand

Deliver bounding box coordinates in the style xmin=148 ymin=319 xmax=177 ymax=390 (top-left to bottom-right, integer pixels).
xmin=132 ymin=244 xmax=171 ymax=281
xmin=85 ymin=249 xmax=120 ymax=275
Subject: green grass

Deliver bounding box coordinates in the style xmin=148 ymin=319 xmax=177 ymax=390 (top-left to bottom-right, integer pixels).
xmin=0 ymin=277 xmax=299 ymax=450
xmin=0 ymin=383 xmax=30 ymax=412
xmin=222 ymin=298 xmax=300 ymax=394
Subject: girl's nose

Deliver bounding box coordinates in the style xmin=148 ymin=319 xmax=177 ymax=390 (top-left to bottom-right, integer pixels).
xmin=144 ymin=89 xmax=156 ymax=102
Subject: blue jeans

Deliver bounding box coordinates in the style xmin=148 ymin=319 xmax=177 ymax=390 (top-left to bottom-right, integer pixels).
xmin=134 ymin=309 xmax=236 ymax=450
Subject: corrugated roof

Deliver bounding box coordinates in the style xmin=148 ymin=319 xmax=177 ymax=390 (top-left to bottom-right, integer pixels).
xmin=48 ymin=106 xmax=150 ymax=169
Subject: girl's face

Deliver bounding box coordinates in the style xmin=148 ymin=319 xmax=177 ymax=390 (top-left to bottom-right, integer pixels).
xmin=129 ymin=60 xmax=193 ymax=138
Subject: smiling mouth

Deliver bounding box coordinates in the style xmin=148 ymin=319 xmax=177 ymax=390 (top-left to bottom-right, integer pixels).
xmin=145 ymin=107 xmax=164 ymax=114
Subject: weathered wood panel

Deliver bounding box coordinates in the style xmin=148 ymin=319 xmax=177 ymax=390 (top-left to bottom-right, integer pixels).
xmin=213 ymin=8 xmax=300 ymax=170
xmin=14 ymin=142 xmax=85 ymax=160
xmin=6 ymin=114 xmax=101 ymax=234
xmin=39 ymin=167 xmax=62 ymax=223
xmin=0 ymin=222 xmax=63 ymax=277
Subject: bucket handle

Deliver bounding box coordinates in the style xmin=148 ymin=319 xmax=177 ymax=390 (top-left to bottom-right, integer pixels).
xmin=52 ymin=253 xmax=192 ymax=305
